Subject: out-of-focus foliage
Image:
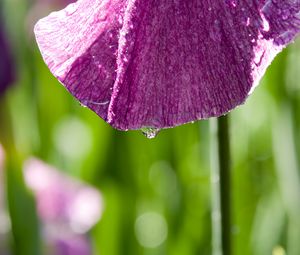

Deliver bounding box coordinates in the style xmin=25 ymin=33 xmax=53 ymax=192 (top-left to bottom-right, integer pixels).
xmin=0 ymin=0 xmax=300 ymax=255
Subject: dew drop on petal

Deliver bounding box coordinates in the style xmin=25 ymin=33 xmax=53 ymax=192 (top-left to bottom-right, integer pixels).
xmin=141 ymin=127 xmax=160 ymax=139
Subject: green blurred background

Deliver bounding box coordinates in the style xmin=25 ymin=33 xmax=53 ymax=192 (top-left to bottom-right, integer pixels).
xmin=1 ymin=0 xmax=300 ymax=255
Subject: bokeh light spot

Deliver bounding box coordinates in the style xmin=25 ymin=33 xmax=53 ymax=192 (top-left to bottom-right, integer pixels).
xmin=53 ymin=116 xmax=92 ymax=160
xmin=135 ymin=212 xmax=168 ymax=248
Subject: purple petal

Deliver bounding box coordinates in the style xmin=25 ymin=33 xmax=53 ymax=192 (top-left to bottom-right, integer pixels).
xmin=0 ymin=22 xmax=15 ymax=96
xmin=35 ymin=0 xmax=126 ymax=120
xmin=35 ymin=0 xmax=300 ymax=130
xmin=24 ymin=158 xmax=103 ymax=233
xmin=0 ymin=145 xmax=11 ymax=254
xmin=54 ymin=235 xmax=91 ymax=255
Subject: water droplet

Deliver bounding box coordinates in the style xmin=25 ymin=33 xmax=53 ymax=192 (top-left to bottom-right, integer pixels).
xmin=141 ymin=127 xmax=160 ymax=139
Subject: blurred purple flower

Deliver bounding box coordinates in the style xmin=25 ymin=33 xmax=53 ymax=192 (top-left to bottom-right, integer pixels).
xmin=24 ymin=158 xmax=102 ymax=255
xmin=0 ymin=145 xmax=11 ymax=255
xmin=0 ymin=22 xmax=15 ymax=96
xmin=0 ymin=144 xmax=4 ymax=170
xmin=34 ymin=1 xmax=300 ymax=130
xmin=55 ymin=236 xmax=92 ymax=255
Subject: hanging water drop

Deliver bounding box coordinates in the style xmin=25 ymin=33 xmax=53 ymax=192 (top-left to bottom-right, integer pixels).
xmin=141 ymin=127 xmax=160 ymax=139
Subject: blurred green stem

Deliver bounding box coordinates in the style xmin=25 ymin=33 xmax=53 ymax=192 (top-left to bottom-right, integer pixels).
xmin=0 ymin=96 xmax=14 ymax=153
xmin=210 ymin=116 xmax=231 ymax=255
xmin=0 ymin=96 xmax=41 ymax=255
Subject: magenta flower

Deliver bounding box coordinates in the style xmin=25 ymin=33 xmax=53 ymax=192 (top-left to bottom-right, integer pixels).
xmin=0 ymin=22 xmax=15 ymax=96
xmin=34 ymin=1 xmax=300 ymax=130
xmin=0 ymin=145 xmax=11 ymax=254
xmin=0 ymin=144 xmax=4 ymax=170
xmin=24 ymin=158 xmax=102 ymax=255
xmin=53 ymin=234 xmax=91 ymax=255
xmin=24 ymin=158 xmax=103 ymax=234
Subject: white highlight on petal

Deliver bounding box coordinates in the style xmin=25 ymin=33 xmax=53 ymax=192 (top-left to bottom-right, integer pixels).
xmin=250 ymin=35 xmax=282 ymax=95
